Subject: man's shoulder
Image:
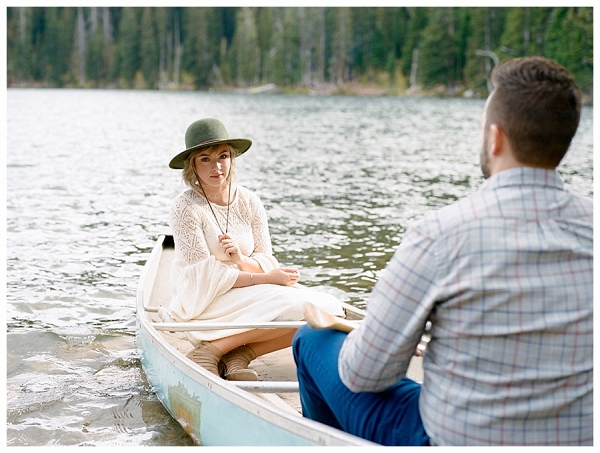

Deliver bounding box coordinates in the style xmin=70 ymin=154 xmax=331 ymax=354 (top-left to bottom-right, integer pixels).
xmin=413 ymin=193 xmax=480 ymax=237
xmin=413 ymin=173 xmax=593 ymax=239
xmin=572 ymin=190 xmax=594 ymax=213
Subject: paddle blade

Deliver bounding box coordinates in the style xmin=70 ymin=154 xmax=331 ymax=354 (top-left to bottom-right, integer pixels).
xmin=303 ymin=303 xmax=357 ymax=333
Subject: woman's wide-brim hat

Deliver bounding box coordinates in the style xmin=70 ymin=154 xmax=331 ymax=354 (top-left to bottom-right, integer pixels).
xmin=169 ymin=118 xmax=252 ymax=169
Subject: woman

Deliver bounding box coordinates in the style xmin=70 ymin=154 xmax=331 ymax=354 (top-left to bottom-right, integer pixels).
xmin=167 ymin=118 xmax=345 ymax=381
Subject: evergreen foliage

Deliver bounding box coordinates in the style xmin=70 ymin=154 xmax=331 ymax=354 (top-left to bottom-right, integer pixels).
xmin=6 ymin=6 xmax=593 ymax=99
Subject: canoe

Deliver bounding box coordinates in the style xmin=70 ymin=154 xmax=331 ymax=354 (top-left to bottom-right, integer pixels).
xmin=136 ymin=233 xmax=424 ymax=446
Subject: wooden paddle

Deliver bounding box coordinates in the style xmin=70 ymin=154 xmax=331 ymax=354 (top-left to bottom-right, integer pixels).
xmin=303 ymin=303 xmax=360 ymax=333
xmin=303 ymin=302 xmax=430 ymax=356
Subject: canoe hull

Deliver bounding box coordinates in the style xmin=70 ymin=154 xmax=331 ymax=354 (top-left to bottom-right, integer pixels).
xmin=138 ymin=326 xmax=324 ymax=445
xmin=136 ymin=234 xmax=374 ymax=446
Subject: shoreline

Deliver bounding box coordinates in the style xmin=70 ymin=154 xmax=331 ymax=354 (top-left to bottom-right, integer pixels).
xmin=6 ymin=81 xmax=594 ymax=105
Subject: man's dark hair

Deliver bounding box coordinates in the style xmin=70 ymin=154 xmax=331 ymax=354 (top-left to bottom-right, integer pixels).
xmin=487 ymin=56 xmax=581 ymax=167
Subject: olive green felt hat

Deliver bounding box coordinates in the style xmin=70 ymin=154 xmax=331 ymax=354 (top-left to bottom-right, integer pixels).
xmin=169 ymin=118 xmax=252 ymax=169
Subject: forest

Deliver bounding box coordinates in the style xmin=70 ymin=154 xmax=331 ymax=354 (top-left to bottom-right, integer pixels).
xmin=6 ymin=6 xmax=594 ymax=101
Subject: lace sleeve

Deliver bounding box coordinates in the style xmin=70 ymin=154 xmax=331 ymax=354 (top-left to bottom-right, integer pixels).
xmin=170 ymin=192 xmax=210 ymax=264
xmin=250 ymin=193 xmax=273 ymax=256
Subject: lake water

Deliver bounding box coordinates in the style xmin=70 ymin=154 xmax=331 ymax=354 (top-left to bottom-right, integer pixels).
xmin=5 ymin=88 xmax=593 ymax=446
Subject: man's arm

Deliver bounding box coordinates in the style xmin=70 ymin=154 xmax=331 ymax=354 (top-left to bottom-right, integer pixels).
xmin=338 ymin=221 xmax=440 ymax=392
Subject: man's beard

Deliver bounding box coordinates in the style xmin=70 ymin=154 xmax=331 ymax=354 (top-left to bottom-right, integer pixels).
xmin=479 ymin=128 xmax=491 ymax=179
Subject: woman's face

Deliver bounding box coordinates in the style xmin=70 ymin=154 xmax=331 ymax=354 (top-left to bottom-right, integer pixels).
xmin=193 ymin=144 xmax=232 ymax=189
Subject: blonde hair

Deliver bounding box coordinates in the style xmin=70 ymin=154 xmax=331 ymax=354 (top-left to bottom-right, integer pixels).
xmin=182 ymin=144 xmax=238 ymax=194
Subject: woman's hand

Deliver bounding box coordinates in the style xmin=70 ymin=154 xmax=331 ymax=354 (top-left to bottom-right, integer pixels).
xmin=218 ymin=233 xmax=244 ymax=264
xmin=265 ymin=267 xmax=300 ymax=287
xmin=219 ymin=233 xmax=269 ymax=275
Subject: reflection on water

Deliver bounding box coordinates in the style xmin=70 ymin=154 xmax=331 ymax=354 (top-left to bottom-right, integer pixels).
xmin=6 ymin=88 xmax=593 ymax=445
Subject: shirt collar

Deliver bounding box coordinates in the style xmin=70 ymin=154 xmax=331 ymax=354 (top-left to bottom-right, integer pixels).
xmin=481 ymin=167 xmax=565 ymax=192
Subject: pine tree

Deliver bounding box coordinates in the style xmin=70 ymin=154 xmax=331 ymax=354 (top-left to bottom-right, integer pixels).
xmin=140 ymin=8 xmax=159 ymax=88
xmin=544 ymin=7 xmax=593 ymax=97
xmin=86 ymin=7 xmax=105 ymax=87
xmin=255 ymin=7 xmax=274 ymax=85
xmin=400 ymin=7 xmax=428 ymax=87
xmin=419 ymin=7 xmax=457 ymax=88
xmin=5 ymin=6 xmax=594 ymax=96
xmin=182 ymin=7 xmax=222 ymax=89
xmin=44 ymin=7 xmax=75 ymax=86
xmin=330 ymin=7 xmax=353 ymax=85
xmin=464 ymin=7 xmax=507 ymax=94
xmin=117 ymin=8 xmax=141 ymax=88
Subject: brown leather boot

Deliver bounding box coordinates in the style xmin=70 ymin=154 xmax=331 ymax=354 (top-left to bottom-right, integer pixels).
xmin=221 ymin=345 xmax=258 ymax=381
xmin=186 ymin=341 xmax=224 ymax=377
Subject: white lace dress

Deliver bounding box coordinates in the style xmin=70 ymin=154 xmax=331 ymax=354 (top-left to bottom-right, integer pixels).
xmin=168 ymin=186 xmax=345 ymax=344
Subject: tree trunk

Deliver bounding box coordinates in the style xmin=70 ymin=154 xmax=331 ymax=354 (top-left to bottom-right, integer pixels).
xmin=173 ymin=12 xmax=181 ymax=86
xmin=317 ymin=8 xmax=325 ymax=85
xmin=77 ymin=7 xmax=86 ymax=86
xmin=299 ymin=8 xmax=312 ymax=87
xmin=19 ymin=7 xmax=26 ymax=83
xmin=102 ymin=7 xmax=111 ymax=44
xmin=523 ymin=7 xmax=530 ymax=55
xmin=410 ymin=47 xmax=418 ymax=87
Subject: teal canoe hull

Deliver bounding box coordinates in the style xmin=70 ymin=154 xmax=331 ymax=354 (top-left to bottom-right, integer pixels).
xmin=136 ymin=234 xmax=374 ymax=446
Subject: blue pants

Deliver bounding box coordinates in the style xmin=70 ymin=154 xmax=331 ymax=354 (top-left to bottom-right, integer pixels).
xmin=292 ymin=325 xmax=430 ymax=446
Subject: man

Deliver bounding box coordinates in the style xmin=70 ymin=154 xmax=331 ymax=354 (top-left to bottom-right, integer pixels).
xmin=293 ymin=56 xmax=592 ymax=446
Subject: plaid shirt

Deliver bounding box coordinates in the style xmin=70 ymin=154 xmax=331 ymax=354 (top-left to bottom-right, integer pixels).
xmin=339 ymin=167 xmax=593 ymax=446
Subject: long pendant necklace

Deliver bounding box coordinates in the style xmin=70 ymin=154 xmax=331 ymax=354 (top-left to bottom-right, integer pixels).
xmin=194 ymin=168 xmax=231 ymax=234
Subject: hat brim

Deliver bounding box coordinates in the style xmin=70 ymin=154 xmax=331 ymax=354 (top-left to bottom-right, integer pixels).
xmin=169 ymin=138 xmax=252 ymax=169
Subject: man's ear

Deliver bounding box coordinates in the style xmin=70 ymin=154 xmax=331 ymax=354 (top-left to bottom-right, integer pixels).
xmin=488 ymin=124 xmax=504 ymax=157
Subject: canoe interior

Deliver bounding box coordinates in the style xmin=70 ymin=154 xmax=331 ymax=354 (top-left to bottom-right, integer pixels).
xmin=138 ymin=234 xmax=423 ymax=444
xmin=140 ymin=235 xmax=307 ymax=411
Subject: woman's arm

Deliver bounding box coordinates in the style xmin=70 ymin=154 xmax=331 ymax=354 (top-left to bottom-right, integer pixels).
xmin=220 ymin=190 xmax=278 ymax=273
xmin=250 ymin=194 xmax=274 ymax=256
xmin=218 ymin=232 xmax=263 ymax=272
xmin=169 ymin=194 xmax=239 ymax=320
xmin=170 ymin=194 xmax=212 ymax=264
xmin=226 ymin=191 xmax=298 ymax=287
xmin=231 ymin=267 xmax=300 ymax=288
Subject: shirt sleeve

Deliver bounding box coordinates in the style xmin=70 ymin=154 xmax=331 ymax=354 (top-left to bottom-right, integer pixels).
xmin=338 ymin=218 xmax=440 ymax=392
